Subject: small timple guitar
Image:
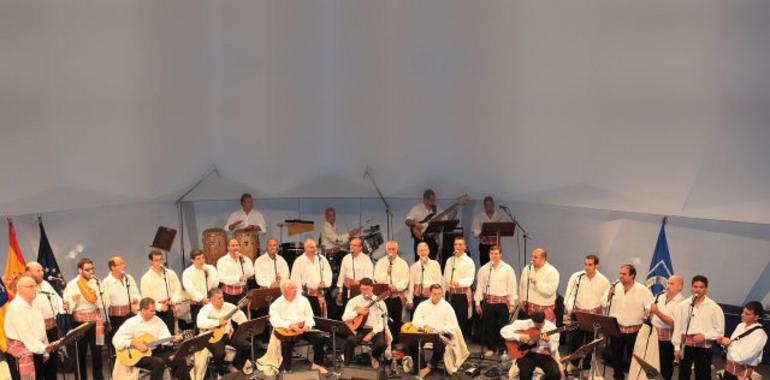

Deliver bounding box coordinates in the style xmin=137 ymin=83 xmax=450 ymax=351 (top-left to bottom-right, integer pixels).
xmin=504 ymin=323 xmax=576 ymax=359
xmin=344 ymin=290 xmax=390 ymax=333
xmin=205 ymin=296 xmax=250 ymax=343
xmin=116 ymin=330 xmax=194 ymax=367
xmin=410 ymin=194 xmax=470 ymax=241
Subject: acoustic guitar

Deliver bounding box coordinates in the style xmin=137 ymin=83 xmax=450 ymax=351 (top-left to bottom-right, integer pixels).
xmin=205 ymin=296 xmax=250 ymax=343
xmin=116 ymin=330 xmax=194 ymax=367
xmin=344 ymin=290 xmax=391 ymax=333
xmin=504 ymin=323 xmax=576 ymax=359
xmin=273 ymin=322 xmax=325 ymax=342
xmin=410 ymin=194 xmax=470 ymax=241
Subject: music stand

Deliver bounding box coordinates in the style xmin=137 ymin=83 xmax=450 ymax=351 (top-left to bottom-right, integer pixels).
xmin=248 ymin=287 xmax=281 ymax=310
xmin=560 ymin=338 xmax=605 ymax=363
xmin=632 ymin=354 xmax=663 ymax=380
xmin=398 ymin=330 xmax=441 ymax=380
xmin=347 ymin=283 xmax=390 ymax=299
xmin=480 ymin=222 xmax=516 ymax=249
xmin=314 ymin=317 xmax=354 ymax=373
xmin=232 ymin=316 xmax=269 ymax=380
xmin=171 ymin=331 xmax=213 ymax=364
xmin=574 ymin=312 xmax=620 ymax=380
xmin=424 ymin=219 xmax=459 ymax=263
xmin=56 ymin=322 xmax=92 ymax=380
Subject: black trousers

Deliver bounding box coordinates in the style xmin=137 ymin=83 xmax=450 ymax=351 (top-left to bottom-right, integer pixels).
xmin=478 ymin=243 xmax=492 ymax=268
xmin=609 ymin=331 xmax=637 ymax=379
xmin=155 ymin=310 xmax=175 ymax=335
xmin=518 ymin=352 xmax=561 ymax=380
xmin=678 ymin=346 xmax=711 ymax=380
xmin=385 ymin=297 xmax=403 ymax=343
xmin=343 ymin=331 xmax=386 ymax=365
xmin=189 ymin=304 xmax=203 ymax=331
xmin=42 ymin=327 xmax=59 ymax=380
xmin=412 ymin=238 xmax=439 ymax=262
xmin=480 ymin=303 xmax=508 ymax=352
xmin=568 ymin=328 xmax=593 ymax=369
xmin=73 ymin=320 xmax=103 ymax=380
xmin=408 ymin=338 xmax=446 ymax=369
xmin=447 ymin=293 xmax=470 ymax=338
xmin=279 ymin=332 xmax=326 ymax=371
xmin=723 ymin=372 xmax=740 ymax=380
xmin=223 ymin=292 xmax=244 ymax=307
xmin=306 ymin=295 xmax=323 ymax=317
xmin=207 ymin=335 xmax=252 ymax=373
xmin=6 ymin=352 xmax=46 ymax=380
xmin=136 ymin=347 xmax=190 ymax=380
xmin=658 ymin=340 xmax=674 ymax=380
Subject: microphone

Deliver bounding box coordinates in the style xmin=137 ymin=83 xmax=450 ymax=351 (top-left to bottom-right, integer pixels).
xmin=578 ymin=272 xmax=586 ymax=278
xmin=160 ymin=265 xmax=167 ymax=274
xmin=611 ymin=279 xmax=620 ymax=287
xmin=499 ymin=205 xmax=510 ymax=210
xmin=690 ymin=294 xmax=698 ymax=306
xmin=38 ymin=290 xmax=54 ymax=296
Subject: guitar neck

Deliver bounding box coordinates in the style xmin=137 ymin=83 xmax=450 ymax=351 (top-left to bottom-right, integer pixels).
xmin=148 ymin=336 xmax=175 ymax=349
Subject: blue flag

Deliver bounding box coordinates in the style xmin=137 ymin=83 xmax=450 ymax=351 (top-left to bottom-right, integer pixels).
xmin=37 ymin=218 xmax=66 ymax=295
xmin=0 ymin=277 xmax=8 ymax=308
xmin=645 ymin=217 xmax=674 ymax=294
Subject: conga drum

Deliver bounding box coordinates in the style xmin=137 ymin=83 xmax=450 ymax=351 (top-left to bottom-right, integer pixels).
xmin=233 ymin=230 xmax=259 ymax=261
xmin=202 ymin=228 xmax=227 ymax=265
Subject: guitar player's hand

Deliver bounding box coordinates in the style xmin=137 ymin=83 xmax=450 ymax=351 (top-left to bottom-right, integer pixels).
xmin=301 ymin=325 xmax=311 ymax=332
xmin=219 ymin=318 xmax=227 ymax=327
xmin=355 ymin=307 xmax=369 ymax=316
xmin=173 ymin=335 xmax=184 ymax=343
xmin=132 ymin=341 xmax=149 ymax=353
xmin=363 ymin=332 xmax=374 ymax=343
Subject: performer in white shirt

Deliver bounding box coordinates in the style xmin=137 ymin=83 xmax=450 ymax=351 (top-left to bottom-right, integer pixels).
xmin=336 ymin=237 xmax=374 ymax=307
xmin=671 ymin=275 xmax=724 ymax=380
xmin=63 ymin=258 xmax=108 ymax=380
xmin=5 ymin=276 xmax=55 ymax=380
xmin=24 ymin=262 xmax=63 ymax=380
xmin=471 ymin=196 xmax=504 ymax=267
xmin=254 ymin=238 xmax=290 ymax=289
xmin=563 ymin=254 xmax=610 ymax=374
xmin=519 ymin=248 xmax=560 ymax=322
xmin=602 ymin=264 xmax=653 ymax=380
xmin=405 ymin=189 xmax=458 ymax=261
xmin=217 ymin=239 xmax=255 ymax=305
xmin=374 ymin=240 xmax=409 ymax=342
xmin=196 ymin=288 xmax=250 ymax=375
xmin=140 ymin=250 xmax=182 ymax=335
xmin=112 ymin=297 xmax=188 ymax=380
xmin=341 ymin=278 xmax=388 ymax=368
xmin=717 ymin=301 xmax=767 ymax=380
xmin=225 ymin=193 xmax=267 ymax=237
xmin=102 ymin=256 xmax=141 ymax=334
xmin=408 ymin=284 xmax=460 ymax=378
xmin=320 ymin=207 xmax=360 ymax=250
xmin=182 ymin=249 xmax=219 ymax=327
xmin=268 ymin=279 xmax=328 ymax=373
xmin=443 ymin=236 xmax=475 ymax=337
xmin=407 ymin=242 xmax=442 ymax=310
xmin=290 ymin=239 xmax=332 ymax=317
xmin=501 ymin=311 xmax=562 ymax=380
xmin=647 ymin=274 xmax=684 ymax=380
xmin=474 ymin=245 xmax=517 ymax=357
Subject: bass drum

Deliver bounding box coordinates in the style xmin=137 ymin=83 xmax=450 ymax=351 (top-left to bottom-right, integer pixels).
xmin=279 ymin=242 xmax=304 ymax=272
xmin=202 ymin=228 xmax=227 ymax=265
xmin=233 ymin=230 xmax=259 ymax=261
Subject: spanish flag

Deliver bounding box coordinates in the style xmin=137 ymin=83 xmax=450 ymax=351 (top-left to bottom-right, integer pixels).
xmin=0 ymin=220 xmax=27 ymax=351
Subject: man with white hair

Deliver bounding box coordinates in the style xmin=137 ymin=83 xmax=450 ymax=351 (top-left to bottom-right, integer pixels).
xmin=24 ymin=262 xmax=63 ymax=380
xmin=5 ymin=276 xmax=55 ymax=380
xmin=290 ymin=239 xmax=332 ymax=317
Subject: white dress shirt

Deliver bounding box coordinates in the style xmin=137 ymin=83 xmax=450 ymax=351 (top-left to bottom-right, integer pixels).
xmin=112 ymin=314 xmax=171 ymax=350
xmin=471 ymin=211 xmax=504 ymax=238
xmin=320 ymin=221 xmax=349 ymax=249
xmin=649 ymin=292 xmax=685 ymax=330
xmin=443 ymin=253 xmax=475 ymax=289
xmin=254 ymin=253 xmax=290 ymax=288
xmin=412 ymin=299 xmax=459 ymax=334
xmin=140 ymin=268 xmax=182 ymax=310
xmin=671 ymin=296 xmax=725 ymax=349
xmin=217 ymin=254 xmax=255 ymax=287
xmin=290 ymin=254 xmax=332 ymax=290
xmin=196 ymin=302 xmax=248 ymax=336
xmin=602 ymin=281 xmax=653 ymax=327
xmin=407 ymin=259 xmax=442 ymax=303
xmin=268 ymin=295 xmax=315 ymax=329
xmin=102 ymin=273 xmax=141 ymax=307
xmin=337 ymin=252 xmax=374 ymax=290
xmin=182 ymin=264 xmax=219 ymax=302
xmin=501 ymin=319 xmax=560 ymax=354
xmin=225 ymin=208 xmax=267 ymax=235
xmin=4 ymin=296 xmax=49 ymax=354
xmin=474 ymin=261 xmax=518 ymax=305
xmin=33 ymin=280 xmax=64 ymax=320
xmin=519 ymin=262 xmax=560 ymax=306
xmin=341 ymin=294 xmax=388 ymax=334
xmin=373 ymin=255 xmax=410 ymax=292
xmin=405 ymin=203 xmax=443 ymax=225
xmin=63 ymin=277 xmax=106 ymax=314
xmin=563 ymin=271 xmax=610 ymax=312
xmin=726 ymin=322 xmax=767 ymax=366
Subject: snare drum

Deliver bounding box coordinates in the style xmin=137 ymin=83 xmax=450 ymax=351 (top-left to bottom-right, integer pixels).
xmin=362 ymin=231 xmax=384 ymax=255
xmin=233 ymin=230 xmax=259 ymax=261
xmin=202 ymin=228 xmax=227 ymax=265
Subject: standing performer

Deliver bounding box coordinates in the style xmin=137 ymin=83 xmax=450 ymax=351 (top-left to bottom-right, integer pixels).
xmin=290 ymin=239 xmax=332 ymax=317
xmin=407 ymin=242 xmax=442 ymax=310
xmin=25 ymin=262 xmax=63 ymax=380
xmin=64 ymin=258 xmax=107 ymax=380
xmin=519 ymin=248 xmax=560 ymax=322
xmin=563 ymin=254 xmax=610 ymax=375
xmin=225 ymin=193 xmax=267 ymax=237
xmin=140 ymin=250 xmax=182 ymax=335
xmin=474 ymin=245 xmax=517 ymax=357
xmin=647 ymin=274 xmax=684 ymax=380
xmin=501 ymin=311 xmax=563 ymax=380
xmin=374 ymin=240 xmax=409 ymax=342
xmin=405 ymin=189 xmax=458 ymax=261
xmin=672 ymin=275 xmax=724 ymax=380
xmin=320 ymin=207 xmax=360 ymax=249
xmin=471 ymin=196 xmax=504 ymax=267
xmin=254 ymin=238 xmax=290 ymax=289
xmin=443 ymin=236 xmax=475 ymax=337
xmin=336 ymin=237 xmax=374 ymax=308
xmin=217 ymin=239 xmax=255 ymax=305
xmin=341 ymin=278 xmax=388 ymax=368
xmin=182 ymin=249 xmax=219 ymax=328
xmin=602 ymin=264 xmax=653 ymax=380
xmin=102 ymin=256 xmax=141 ymax=334
xmin=717 ymin=301 xmax=767 ymax=380
xmin=5 ymin=276 xmax=55 ymax=380
xmin=196 ymin=288 xmax=251 ymax=376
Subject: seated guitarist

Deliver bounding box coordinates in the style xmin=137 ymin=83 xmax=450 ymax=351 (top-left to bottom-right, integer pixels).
xmin=341 ymin=277 xmax=387 ymax=368
xmin=112 ymin=297 xmax=189 ymax=380
xmin=500 ymin=311 xmax=562 ymax=380
xmin=196 ymin=288 xmax=250 ymax=376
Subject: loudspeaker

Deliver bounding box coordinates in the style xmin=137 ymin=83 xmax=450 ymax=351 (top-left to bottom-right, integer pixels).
xmin=281 ymin=370 xmax=321 ymax=380
xmin=340 ymin=366 xmax=382 ymax=380
xmin=151 ymin=226 xmax=177 ymax=251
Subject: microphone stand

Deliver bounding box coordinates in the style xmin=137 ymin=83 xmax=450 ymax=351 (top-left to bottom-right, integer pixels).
xmin=94 ymin=277 xmax=114 ymax=369
xmin=681 ymin=296 xmax=697 ymax=361
xmin=364 ymin=168 xmax=393 ymax=240
xmin=499 ymin=205 xmax=532 ymax=272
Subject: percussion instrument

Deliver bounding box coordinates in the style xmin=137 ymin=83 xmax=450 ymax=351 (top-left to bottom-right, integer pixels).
xmin=279 ymin=242 xmax=304 ymax=271
xmin=233 ymin=229 xmax=259 ymax=261
xmin=362 ymin=225 xmax=384 ymax=255
xmin=202 ymin=228 xmax=227 ymax=264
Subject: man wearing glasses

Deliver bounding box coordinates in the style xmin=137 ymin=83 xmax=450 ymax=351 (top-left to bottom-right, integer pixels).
xmin=64 ymin=258 xmax=108 ymax=380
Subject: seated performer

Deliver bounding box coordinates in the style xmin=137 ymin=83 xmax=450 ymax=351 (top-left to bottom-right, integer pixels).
xmin=268 ymin=279 xmax=328 ymax=373
xmin=341 ymin=278 xmax=388 ymax=368
xmin=500 ymin=311 xmax=562 ymax=380
xmin=408 ymin=284 xmax=459 ymax=378
xmin=337 ymin=238 xmax=374 ymax=308
xmin=717 ymin=301 xmax=767 ymax=380
xmin=196 ymin=288 xmax=251 ymax=375
xmin=373 ymin=240 xmax=409 ymax=342
xmin=25 ymin=262 xmax=64 ymax=380
xmin=474 ymin=245 xmax=518 ymax=357
xmin=320 ymin=207 xmax=360 ymax=250
xmin=406 ymin=242 xmax=442 ymax=310
xmin=5 ymin=276 xmax=55 ymax=380
xmin=112 ymin=297 xmax=189 ymax=380
xmin=672 ymin=275 xmax=724 ymax=380
xmin=182 ymin=249 xmax=219 ymax=327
